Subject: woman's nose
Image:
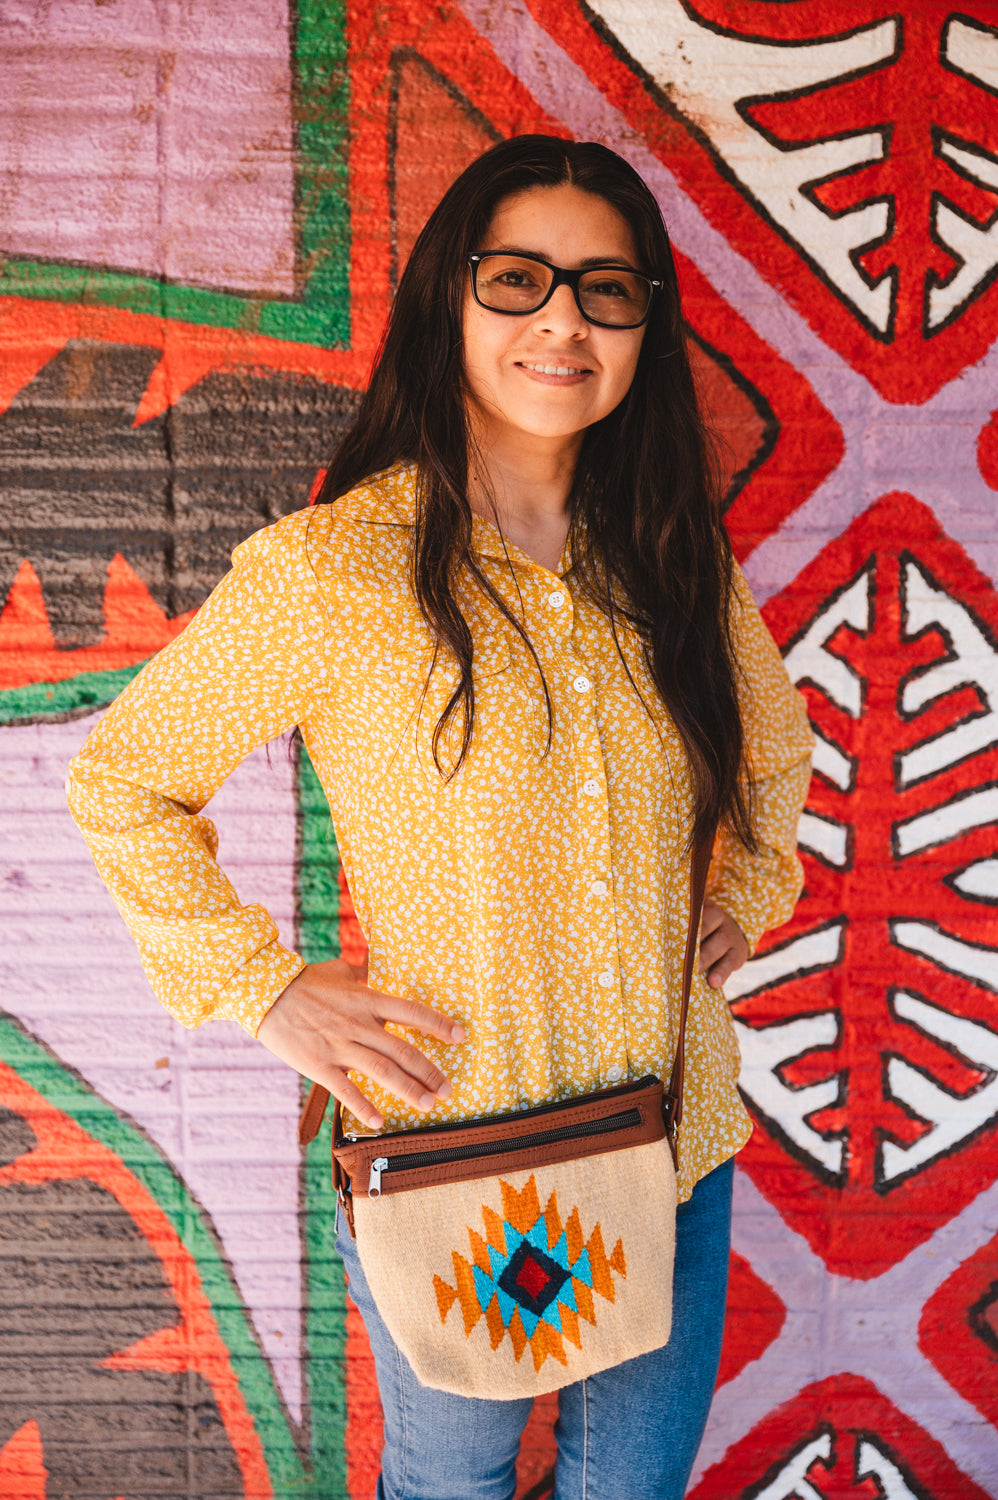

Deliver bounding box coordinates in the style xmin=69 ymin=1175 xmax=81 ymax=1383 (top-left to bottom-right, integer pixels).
xmin=531 ymin=281 xmax=588 ymax=337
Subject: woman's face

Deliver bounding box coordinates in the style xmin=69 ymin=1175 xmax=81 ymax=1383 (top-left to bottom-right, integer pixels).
xmin=462 ymin=184 xmax=647 ymax=449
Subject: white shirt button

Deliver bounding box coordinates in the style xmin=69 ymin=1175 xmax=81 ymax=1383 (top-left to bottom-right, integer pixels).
xmin=583 ymin=778 xmax=601 ymax=796
xmin=597 ymin=969 xmax=614 ymax=988
xmin=573 ymin=675 xmax=591 ymax=692
xmin=590 ymin=879 xmax=608 ymax=896
xmin=606 ymin=1065 xmax=624 ymax=1083
xmin=548 ymin=591 xmax=566 ymax=609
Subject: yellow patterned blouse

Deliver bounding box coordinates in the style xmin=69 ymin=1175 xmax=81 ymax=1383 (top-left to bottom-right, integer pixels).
xmin=67 ymin=463 xmax=813 ymax=1201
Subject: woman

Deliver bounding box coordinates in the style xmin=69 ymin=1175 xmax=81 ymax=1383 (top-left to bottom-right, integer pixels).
xmin=68 ymin=136 xmax=813 ymax=1497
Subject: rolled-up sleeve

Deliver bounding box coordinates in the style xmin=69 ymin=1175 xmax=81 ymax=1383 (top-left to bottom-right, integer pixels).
xmin=707 ymin=564 xmax=814 ymax=952
xmin=66 ymin=515 xmax=329 ymax=1036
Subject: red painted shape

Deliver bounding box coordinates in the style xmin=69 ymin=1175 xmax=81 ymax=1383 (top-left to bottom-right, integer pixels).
xmin=516 ymin=1254 xmax=551 ymax=1300
xmin=978 ymin=410 xmax=998 ymax=492
xmin=525 ymin=0 xmax=998 ymax=405
xmin=743 ymin=493 xmax=998 ymax=1277
xmin=688 ymin=1373 xmax=993 ymax=1499
xmin=345 ymin=1291 xmax=383 ymax=1500
xmin=675 ymin=251 xmax=844 ymax=562
xmin=0 ymin=554 xmax=194 ymax=692
xmin=715 ymin=1249 xmax=786 ymax=1389
xmin=0 ymin=1063 xmax=272 ymax=1497
xmin=0 ymin=1420 xmax=48 ymax=1499
xmin=919 ymin=1229 xmax=998 ymax=1428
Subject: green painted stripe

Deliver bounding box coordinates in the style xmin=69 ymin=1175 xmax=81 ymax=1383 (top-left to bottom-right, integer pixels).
xmin=0 ymin=664 xmax=145 ymax=725
xmin=295 ymin=743 xmax=350 ymax=1496
xmin=0 ymin=0 xmax=350 ymax=352
xmin=0 ymin=1013 xmax=307 ymax=1491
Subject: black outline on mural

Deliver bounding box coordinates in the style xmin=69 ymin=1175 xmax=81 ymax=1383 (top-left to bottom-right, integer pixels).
xmin=684 ymin=328 xmax=779 ymax=511
xmin=782 ymin=558 xmax=873 ymax=719
xmin=891 ymin=777 xmax=998 ymax=862
xmin=889 ymin=916 xmax=998 ymax=998
xmin=578 ymin=0 xmax=903 ymax=342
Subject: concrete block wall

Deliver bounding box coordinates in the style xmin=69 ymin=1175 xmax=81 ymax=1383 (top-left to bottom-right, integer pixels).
xmin=1 ymin=2 xmax=996 ymax=1497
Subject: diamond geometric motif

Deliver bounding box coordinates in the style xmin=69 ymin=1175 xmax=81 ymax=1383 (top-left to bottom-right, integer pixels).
xmin=433 ymin=1174 xmax=626 ymax=1373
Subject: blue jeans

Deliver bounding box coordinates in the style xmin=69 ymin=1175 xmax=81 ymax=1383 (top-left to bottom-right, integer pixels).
xmin=335 ymin=1156 xmax=734 ymax=1500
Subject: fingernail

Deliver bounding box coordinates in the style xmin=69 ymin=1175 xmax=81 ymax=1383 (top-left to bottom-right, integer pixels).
xmin=436 ymin=1079 xmax=452 ymax=1100
xmin=450 ymin=1024 xmax=466 ymax=1043
xmin=418 ymin=1091 xmax=435 ymax=1110
xmin=367 ymin=1114 xmax=383 ymax=1130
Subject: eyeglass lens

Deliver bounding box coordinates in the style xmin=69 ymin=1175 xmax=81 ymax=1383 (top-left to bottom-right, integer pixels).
xmin=474 ymin=254 xmax=652 ymax=326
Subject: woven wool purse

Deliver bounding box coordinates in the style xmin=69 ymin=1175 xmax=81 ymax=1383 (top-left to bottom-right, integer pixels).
xmin=298 ymin=831 xmax=713 ymax=1399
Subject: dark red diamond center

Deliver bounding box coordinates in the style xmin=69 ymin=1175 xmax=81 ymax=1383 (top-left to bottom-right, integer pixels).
xmin=515 ymin=1254 xmax=550 ymax=1300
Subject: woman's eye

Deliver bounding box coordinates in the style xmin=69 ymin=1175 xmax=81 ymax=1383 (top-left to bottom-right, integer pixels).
xmin=495 ymin=270 xmax=533 ymax=287
xmin=589 ymin=279 xmax=628 ymax=299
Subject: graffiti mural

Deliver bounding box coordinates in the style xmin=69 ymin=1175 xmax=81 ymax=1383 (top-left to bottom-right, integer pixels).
xmin=1 ymin=2 xmax=996 ymax=1496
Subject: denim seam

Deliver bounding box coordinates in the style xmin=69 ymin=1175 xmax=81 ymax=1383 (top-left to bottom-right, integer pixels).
xmin=395 ymin=1340 xmax=410 ymax=1500
xmin=582 ymin=1378 xmax=590 ymax=1500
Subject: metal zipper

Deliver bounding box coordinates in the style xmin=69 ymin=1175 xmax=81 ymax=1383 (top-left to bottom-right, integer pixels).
xmin=366 ymin=1106 xmax=643 ymax=1197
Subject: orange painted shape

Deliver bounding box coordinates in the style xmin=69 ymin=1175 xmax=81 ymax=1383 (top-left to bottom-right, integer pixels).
xmin=559 ymin=1302 xmax=582 ymax=1351
xmin=564 ymin=1206 xmax=584 ymax=1267
xmin=468 ymin=1226 xmax=492 ymax=1277
xmin=500 ymin=1174 xmax=542 ymax=1237
xmin=585 ymin=1222 xmax=615 ymax=1303
xmin=543 ymin=1191 xmax=563 ymax=1252
xmin=572 ymin=1279 xmax=596 ymax=1326
xmin=337 ymin=865 xmax=369 ymax=969
xmin=0 ymin=1062 xmax=272 ymax=1498
xmin=0 ymin=301 xmax=76 ymax=416
xmin=485 ymin=1294 xmax=507 ymax=1351
xmin=433 ymin=1272 xmax=459 ymax=1325
xmin=482 ymin=1203 xmax=507 ymax=1256
xmin=0 ymin=1420 xmax=48 ymax=1498
xmin=0 ymin=552 xmax=193 ymax=692
xmin=507 ymin=1306 xmax=528 ymax=1363
xmin=452 ymin=1250 xmax=484 ymax=1336
xmin=102 ymin=1323 xmax=194 ymax=1375
xmin=530 ymin=1320 xmax=566 ymax=1373
xmin=608 ymin=1237 xmax=626 ymax=1278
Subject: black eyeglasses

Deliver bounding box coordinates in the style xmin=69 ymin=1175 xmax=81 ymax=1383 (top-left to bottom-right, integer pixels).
xmin=468 ymin=251 xmax=661 ymax=329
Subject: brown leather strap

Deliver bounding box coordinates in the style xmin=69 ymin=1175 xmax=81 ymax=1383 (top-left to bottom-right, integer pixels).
xmin=298 ymin=824 xmax=716 ymax=1152
xmin=664 ymin=825 xmax=716 ymax=1149
xmin=298 ymin=1081 xmax=331 ymax=1146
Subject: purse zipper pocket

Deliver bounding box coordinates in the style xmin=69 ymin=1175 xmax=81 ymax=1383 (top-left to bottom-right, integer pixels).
xmin=367 ymin=1106 xmax=643 ymax=1197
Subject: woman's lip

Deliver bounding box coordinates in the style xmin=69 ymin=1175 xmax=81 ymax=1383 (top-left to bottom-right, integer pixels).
xmin=515 ymin=361 xmax=593 ymax=385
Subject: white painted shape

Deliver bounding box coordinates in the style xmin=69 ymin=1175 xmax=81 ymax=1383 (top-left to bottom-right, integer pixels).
xmin=811 ymin=728 xmax=855 ymax=792
xmin=894 ymin=785 xmax=998 ymax=856
xmin=930 ymin=186 xmax=998 ymax=328
xmin=0 ymin=713 xmax=305 ymax=1423
xmin=783 ymin=569 xmax=870 ymax=716
xmin=856 ymin=1437 xmax=922 ymax=1499
xmin=944 ymin=17 xmax=998 ymax=92
xmin=954 ymin=857 xmax=998 ymax=900
xmin=732 ymin=1011 xmax=843 ymax=1174
xmin=588 ymin=0 xmax=896 ymax=328
xmin=899 ymin=560 xmax=998 ymax=785
xmin=892 ymin=919 xmax=998 ymax=991
xmin=798 ymin=810 xmax=849 ymax=867
xmin=753 ymin=1432 xmax=832 ymax=1500
xmin=725 ymin=922 xmax=844 ymax=1000
xmin=882 ymin=990 xmax=998 ymax=1180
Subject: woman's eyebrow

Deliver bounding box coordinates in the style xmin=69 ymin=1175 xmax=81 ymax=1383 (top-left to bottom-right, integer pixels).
xmin=489 ymin=244 xmax=639 ymax=269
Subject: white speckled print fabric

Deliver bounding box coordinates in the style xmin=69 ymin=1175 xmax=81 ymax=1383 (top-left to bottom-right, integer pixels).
xmin=67 ymin=463 xmax=814 ymax=1201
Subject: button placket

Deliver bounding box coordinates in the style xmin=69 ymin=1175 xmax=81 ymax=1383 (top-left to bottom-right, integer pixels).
xmin=563 ymin=651 xmax=628 ymax=1087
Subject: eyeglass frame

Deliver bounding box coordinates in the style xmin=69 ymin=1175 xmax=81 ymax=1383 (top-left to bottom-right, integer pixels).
xmin=467 ymin=250 xmax=662 ymax=330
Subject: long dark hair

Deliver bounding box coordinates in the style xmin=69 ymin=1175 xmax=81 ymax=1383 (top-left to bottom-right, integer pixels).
xmin=317 ymin=135 xmax=753 ymax=849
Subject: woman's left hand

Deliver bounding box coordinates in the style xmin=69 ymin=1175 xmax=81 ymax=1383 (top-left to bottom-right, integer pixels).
xmin=698 ymin=902 xmax=749 ymax=989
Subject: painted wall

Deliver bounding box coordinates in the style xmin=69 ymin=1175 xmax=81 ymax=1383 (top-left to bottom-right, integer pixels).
xmin=1 ymin=2 xmax=997 ymax=1496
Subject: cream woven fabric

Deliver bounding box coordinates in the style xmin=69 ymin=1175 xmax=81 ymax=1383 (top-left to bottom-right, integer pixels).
xmin=354 ymin=1142 xmax=677 ymax=1398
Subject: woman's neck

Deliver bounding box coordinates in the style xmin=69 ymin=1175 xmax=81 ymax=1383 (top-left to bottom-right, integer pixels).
xmin=466 ymin=427 xmax=582 ymax=574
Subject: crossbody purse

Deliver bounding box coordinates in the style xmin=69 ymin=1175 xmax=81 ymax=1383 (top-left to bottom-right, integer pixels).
xmin=298 ymin=830 xmax=713 ymax=1399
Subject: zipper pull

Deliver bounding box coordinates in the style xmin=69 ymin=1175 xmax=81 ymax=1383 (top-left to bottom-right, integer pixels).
xmin=368 ymin=1157 xmax=389 ymax=1198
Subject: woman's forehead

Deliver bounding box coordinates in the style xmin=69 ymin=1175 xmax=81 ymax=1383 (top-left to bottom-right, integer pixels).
xmin=481 ymin=184 xmax=639 ymax=266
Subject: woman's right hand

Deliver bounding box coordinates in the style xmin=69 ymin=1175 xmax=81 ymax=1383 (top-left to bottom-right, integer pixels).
xmin=256 ymin=959 xmax=465 ymax=1130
